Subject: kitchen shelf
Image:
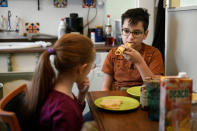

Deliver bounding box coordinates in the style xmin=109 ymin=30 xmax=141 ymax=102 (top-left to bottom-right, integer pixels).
xmin=168 ymin=5 xmax=197 ymax=12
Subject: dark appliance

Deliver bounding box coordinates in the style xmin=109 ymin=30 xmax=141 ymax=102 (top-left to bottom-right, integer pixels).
xmin=65 ymin=13 xmax=83 ymax=34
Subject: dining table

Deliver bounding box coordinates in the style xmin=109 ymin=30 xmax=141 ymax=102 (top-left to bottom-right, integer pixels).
xmin=86 ymin=90 xmax=159 ymax=131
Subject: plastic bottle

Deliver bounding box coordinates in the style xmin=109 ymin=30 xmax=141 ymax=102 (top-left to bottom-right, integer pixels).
xmin=58 ymin=18 xmax=66 ymax=39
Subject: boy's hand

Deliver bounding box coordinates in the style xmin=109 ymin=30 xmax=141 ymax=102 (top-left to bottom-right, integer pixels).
xmin=122 ymin=45 xmax=143 ymax=64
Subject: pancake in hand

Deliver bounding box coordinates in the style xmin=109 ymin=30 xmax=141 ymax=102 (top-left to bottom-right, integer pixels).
xmin=115 ymin=43 xmax=133 ymax=55
xmin=100 ymin=98 xmax=123 ymax=109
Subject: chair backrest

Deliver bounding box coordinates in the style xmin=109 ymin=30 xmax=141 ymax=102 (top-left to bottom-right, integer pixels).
xmin=0 ymin=84 xmax=27 ymax=131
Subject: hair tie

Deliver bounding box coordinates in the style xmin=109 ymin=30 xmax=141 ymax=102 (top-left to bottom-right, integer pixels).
xmin=48 ymin=48 xmax=55 ymax=54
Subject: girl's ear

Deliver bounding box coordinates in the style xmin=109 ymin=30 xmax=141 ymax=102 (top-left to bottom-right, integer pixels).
xmin=79 ymin=64 xmax=88 ymax=74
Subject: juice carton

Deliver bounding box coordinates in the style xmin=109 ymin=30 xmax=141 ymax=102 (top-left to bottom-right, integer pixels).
xmin=159 ymin=75 xmax=192 ymax=131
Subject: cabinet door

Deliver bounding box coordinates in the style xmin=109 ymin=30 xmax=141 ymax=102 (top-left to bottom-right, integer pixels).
xmin=0 ymin=54 xmax=8 ymax=72
xmin=0 ymin=72 xmax=33 ymax=98
xmin=11 ymin=53 xmax=38 ymax=72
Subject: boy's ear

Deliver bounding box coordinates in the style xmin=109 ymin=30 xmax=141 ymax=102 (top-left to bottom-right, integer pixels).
xmin=143 ymin=30 xmax=149 ymax=40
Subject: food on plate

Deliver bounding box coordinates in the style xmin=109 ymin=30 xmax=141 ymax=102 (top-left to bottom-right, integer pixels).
xmin=115 ymin=43 xmax=133 ymax=55
xmin=100 ymin=98 xmax=123 ymax=109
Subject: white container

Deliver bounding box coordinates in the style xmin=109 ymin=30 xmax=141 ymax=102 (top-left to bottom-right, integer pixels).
xmin=58 ymin=18 xmax=66 ymax=39
xmin=91 ymin=32 xmax=95 ymax=42
xmin=178 ymin=72 xmax=187 ymax=78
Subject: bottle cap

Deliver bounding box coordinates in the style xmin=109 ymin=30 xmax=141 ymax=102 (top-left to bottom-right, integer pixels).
xmin=96 ymin=25 xmax=103 ymax=28
xmin=107 ymin=14 xmax=110 ymax=18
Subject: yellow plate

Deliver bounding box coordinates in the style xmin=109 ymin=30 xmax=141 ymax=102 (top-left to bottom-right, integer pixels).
xmin=94 ymin=96 xmax=140 ymax=111
xmin=127 ymin=86 xmax=142 ymax=97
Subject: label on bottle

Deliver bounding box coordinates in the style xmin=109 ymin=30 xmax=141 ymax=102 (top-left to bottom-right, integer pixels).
xmin=105 ymin=25 xmax=112 ymax=35
xmin=140 ymin=85 xmax=148 ymax=110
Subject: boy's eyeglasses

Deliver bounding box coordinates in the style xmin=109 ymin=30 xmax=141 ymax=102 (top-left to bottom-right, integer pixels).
xmin=122 ymin=28 xmax=144 ymax=38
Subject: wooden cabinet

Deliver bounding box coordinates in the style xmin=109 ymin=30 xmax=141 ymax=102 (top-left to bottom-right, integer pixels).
xmin=0 ymin=53 xmax=39 ymax=72
xmin=0 ymin=42 xmax=115 ymax=98
xmin=0 ymin=53 xmax=39 ymax=98
xmin=0 ymin=32 xmax=57 ymax=98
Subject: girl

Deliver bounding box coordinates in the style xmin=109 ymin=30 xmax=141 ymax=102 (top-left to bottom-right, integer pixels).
xmin=25 ymin=34 xmax=95 ymax=131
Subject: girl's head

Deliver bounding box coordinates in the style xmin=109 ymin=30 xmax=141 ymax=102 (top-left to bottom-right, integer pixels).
xmin=53 ymin=34 xmax=95 ymax=82
xmin=27 ymin=34 xmax=95 ymax=113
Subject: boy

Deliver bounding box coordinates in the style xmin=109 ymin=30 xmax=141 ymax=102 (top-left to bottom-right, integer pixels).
xmin=101 ymin=8 xmax=164 ymax=90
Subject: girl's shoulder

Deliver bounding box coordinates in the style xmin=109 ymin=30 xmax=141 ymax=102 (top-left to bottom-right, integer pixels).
xmin=46 ymin=90 xmax=75 ymax=105
xmin=40 ymin=90 xmax=77 ymax=115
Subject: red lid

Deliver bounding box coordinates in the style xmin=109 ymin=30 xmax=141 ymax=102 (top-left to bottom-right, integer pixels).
xmin=61 ymin=18 xmax=64 ymax=21
xmin=107 ymin=14 xmax=110 ymax=18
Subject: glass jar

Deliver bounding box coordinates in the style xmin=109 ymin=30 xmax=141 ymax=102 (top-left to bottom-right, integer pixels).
xmin=144 ymin=76 xmax=160 ymax=121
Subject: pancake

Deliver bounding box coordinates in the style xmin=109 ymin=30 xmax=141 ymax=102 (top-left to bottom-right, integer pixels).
xmin=100 ymin=98 xmax=123 ymax=109
xmin=115 ymin=43 xmax=133 ymax=55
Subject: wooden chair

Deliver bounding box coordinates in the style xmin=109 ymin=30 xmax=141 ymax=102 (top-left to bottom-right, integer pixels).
xmin=0 ymin=84 xmax=27 ymax=131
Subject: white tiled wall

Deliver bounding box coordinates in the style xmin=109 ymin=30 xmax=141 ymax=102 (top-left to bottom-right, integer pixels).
xmin=137 ymin=0 xmax=155 ymax=45
xmin=0 ymin=0 xmax=104 ymax=36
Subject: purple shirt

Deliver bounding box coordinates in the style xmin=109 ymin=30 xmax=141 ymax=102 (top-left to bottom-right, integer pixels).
xmin=39 ymin=90 xmax=85 ymax=131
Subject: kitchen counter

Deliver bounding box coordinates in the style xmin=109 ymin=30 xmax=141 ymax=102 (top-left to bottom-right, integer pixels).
xmin=0 ymin=32 xmax=118 ymax=53
xmin=0 ymin=44 xmax=117 ymax=53
xmin=94 ymin=44 xmax=118 ymax=52
xmin=0 ymin=32 xmax=57 ymax=43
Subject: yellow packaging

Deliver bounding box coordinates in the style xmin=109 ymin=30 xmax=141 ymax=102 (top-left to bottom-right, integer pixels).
xmin=159 ymin=76 xmax=192 ymax=131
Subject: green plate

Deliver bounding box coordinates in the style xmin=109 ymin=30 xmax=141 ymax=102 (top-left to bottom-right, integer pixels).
xmin=127 ymin=86 xmax=142 ymax=97
xmin=94 ymin=96 xmax=140 ymax=111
